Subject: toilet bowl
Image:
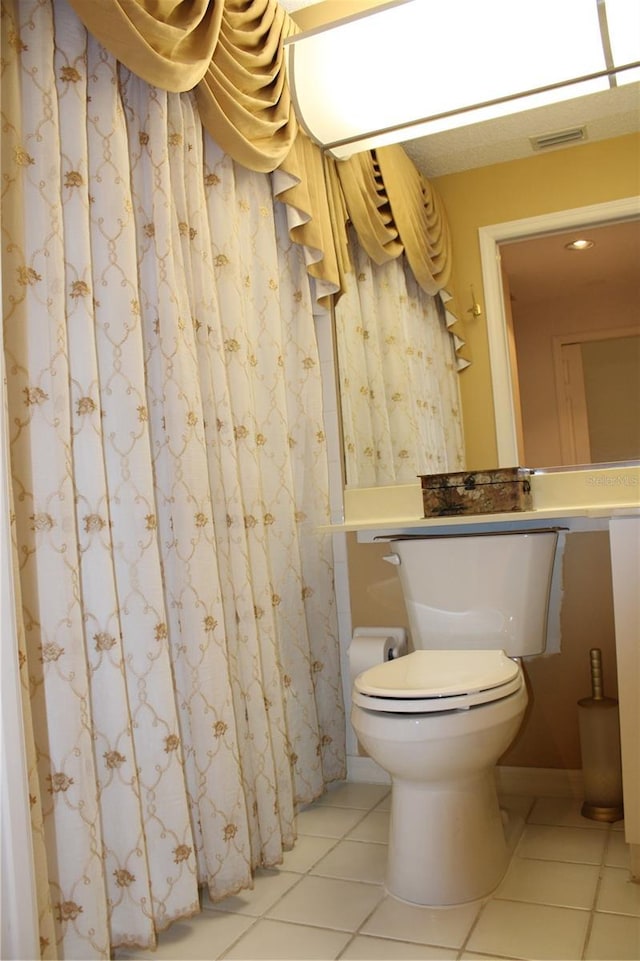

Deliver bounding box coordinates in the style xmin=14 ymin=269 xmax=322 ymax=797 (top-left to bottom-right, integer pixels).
xmin=350 ymin=530 xmax=560 ymax=906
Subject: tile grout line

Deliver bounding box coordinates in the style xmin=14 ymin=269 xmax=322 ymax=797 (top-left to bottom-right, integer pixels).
xmin=579 ymin=822 xmax=615 ymax=960
xmin=216 ymin=794 xmax=390 ymax=959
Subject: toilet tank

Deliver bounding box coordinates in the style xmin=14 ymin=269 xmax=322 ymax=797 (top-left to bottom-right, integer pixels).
xmin=385 ymin=530 xmax=559 ymax=656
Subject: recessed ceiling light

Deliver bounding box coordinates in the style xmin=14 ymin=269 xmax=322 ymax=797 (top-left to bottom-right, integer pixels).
xmin=565 ymin=239 xmax=595 ymax=251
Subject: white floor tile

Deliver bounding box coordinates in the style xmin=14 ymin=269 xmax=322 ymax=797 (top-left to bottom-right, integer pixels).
xmin=528 ymin=795 xmax=610 ymax=829
xmin=373 ymin=792 xmax=392 ymax=812
xmin=340 ymin=934 xmax=457 ymax=959
xmin=466 ymin=899 xmax=590 ymax=960
xmin=585 ymin=912 xmax=640 ymax=960
xmin=203 ymin=869 xmax=301 ymax=917
xmin=517 ymin=823 xmax=608 ymax=864
xmin=596 ymin=866 xmax=640 ymax=917
xmin=499 ymin=793 xmax=536 ymax=821
xmin=114 ymin=911 xmax=254 ymax=960
xmin=266 ymin=875 xmax=384 ymax=931
xmin=606 ymin=830 xmax=632 ymax=868
xmin=496 ymin=856 xmax=599 ymax=909
xmin=345 ymin=809 xmax=389 ymax=843
xmin=280 ymin=834 xmax=338 ymax=873
xmin=360 ymin=895 xmax=481 ymax=949
xmin=311 ymin=838 xmax=388 ymax=884
xmin=296 ymin=805 xmax=367 ymax=839
xmin=221 ymin=918 xmax=351 ymax=960
xmin=459 ymin=954 xmax=519 ymax=961
xmin=314 ymin=782 xmax=390 ymax=810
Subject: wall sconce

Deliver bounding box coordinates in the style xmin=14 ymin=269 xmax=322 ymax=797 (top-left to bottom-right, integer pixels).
xmin=285 ymin=0 xmax=640 ymax=159
xmin=467 ymin=288 xmax=482 ymax=319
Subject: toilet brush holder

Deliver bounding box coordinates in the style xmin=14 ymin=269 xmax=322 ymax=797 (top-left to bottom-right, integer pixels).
xmin=577 ymin=648 xmax=624 ymax=823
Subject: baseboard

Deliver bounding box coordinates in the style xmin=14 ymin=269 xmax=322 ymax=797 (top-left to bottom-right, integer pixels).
xmin=347 ymin=755 xmax=584 ymax=798
xmin=347 ymin=755 xmax=390 ymax=784
xmin=495 ymin=765 xmax=584 ymax=798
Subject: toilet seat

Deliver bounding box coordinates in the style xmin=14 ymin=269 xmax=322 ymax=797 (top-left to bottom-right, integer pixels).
xmin=353 ymin=649 xmax=523 ymax=714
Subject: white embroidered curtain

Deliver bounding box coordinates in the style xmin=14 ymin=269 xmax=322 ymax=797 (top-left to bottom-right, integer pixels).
xmin=1 ymin=1 xmax=344 ymax=957
xmin=336 ymin=235 xmax=465 ymax=487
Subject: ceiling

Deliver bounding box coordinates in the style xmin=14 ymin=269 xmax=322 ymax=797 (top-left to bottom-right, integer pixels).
xmin=281 ymin=0 xmax=640 ymax=178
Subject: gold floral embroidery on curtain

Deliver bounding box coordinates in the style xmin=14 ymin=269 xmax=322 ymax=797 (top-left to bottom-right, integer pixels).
xmin=336 ymin=228 xmax=465 ymax=488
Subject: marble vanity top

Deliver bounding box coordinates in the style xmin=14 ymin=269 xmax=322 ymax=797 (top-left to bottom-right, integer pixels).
xmin=335 ymin=463 xmax=640 ymax=537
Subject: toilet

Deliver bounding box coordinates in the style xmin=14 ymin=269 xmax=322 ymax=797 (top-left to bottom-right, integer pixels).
xmin=350 ymin=529 xmax=560 ymax=906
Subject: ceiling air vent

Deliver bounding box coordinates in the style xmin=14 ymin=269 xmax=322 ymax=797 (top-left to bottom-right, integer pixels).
xmin=530 ymin=126 xmax=587 ymax=151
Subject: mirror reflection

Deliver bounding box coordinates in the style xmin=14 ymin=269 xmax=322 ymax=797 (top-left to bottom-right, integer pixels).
xmin=335 ymin=147 xmax=639 ymax=488
xmin=501 ymin=219 xmax=640 ymax=468
xmin=335 ymin=233 xmax=465 ymax=489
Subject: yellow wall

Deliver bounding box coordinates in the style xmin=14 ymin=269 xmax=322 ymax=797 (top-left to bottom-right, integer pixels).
xmin=433 ymin=133 xmax=640 ymax=469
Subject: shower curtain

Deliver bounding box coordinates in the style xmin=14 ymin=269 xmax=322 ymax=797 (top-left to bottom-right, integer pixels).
xmin=1 ymin=1 xmax=344 ymax=956
xmin=335 ymin=232 xmax=465 ymax=487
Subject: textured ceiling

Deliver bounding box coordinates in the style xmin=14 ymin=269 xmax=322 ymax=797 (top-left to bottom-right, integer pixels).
xmin=400 ymin=83 xmax=640 ymax=178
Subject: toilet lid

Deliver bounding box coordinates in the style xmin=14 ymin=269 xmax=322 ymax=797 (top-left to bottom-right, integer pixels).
xmin=355 ymin=649 xmax=519 ymax=699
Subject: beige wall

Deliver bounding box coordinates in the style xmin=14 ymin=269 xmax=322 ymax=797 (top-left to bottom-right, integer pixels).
xmin=432 ymin=133 xmax=640 ymax=469
xmin=347 ymin=530 xmax=618 ymax=769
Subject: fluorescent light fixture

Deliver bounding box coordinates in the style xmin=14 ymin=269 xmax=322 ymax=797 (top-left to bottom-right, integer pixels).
xmin=285 ymin=0 xmax=640 ymax=159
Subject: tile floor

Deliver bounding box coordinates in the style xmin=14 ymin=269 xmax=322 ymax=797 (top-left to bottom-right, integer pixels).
xmin=115 ymin=782 xmax=639 ymax=961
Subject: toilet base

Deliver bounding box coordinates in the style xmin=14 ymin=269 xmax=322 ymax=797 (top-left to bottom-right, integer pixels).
xmin=386 ymin=772 xmax=515 ymax=906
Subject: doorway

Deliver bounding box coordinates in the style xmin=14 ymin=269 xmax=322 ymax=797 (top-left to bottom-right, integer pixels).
xmin=554 ymin=329 xmax=640 ymax=465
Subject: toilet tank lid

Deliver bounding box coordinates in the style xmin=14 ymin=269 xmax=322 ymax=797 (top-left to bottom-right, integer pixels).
xmin=355 ymin=649 xmax=519 ymax=698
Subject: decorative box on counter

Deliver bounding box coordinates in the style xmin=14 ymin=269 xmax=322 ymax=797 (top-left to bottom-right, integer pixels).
xmin=420 ymin=467 xmax=534 ymax=517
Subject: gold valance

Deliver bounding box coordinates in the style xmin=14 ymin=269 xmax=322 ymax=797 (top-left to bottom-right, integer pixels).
xmin=65 ymin=0 xmax=454 ymax=305
xmin=66 ymin=0 xmax=223 ymax=92
xmin=375 ymin=145 xmax=452 ymax=295
xmin=195 ymin=0 xmax=298 ymax=173
xmin=274 ymin=129 xmax=348 ymax=306
xmin=335 ymin=151 xmax=404 ymax=266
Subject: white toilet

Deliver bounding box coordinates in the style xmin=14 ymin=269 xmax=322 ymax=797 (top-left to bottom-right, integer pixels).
xmin=351 ymin=529 xmax=560 ymax=906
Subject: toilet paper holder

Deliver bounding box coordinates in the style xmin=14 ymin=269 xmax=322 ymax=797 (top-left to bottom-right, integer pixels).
xmin=352 ymin=626 xmax=407 ymax=658
xmin=349 ymin=627 xmax=408 ymax=687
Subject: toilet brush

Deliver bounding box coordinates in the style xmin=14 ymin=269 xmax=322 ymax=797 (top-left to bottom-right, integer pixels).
xmin=577 ymin=648 xmax=624 ymax=822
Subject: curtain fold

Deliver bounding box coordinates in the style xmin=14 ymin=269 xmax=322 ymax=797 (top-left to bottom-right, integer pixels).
xmin=273 ymin=128 xmax=347 ymax=307
xmin=66 ymin=0 xmax=223 ymax=91
xmin=373 ymin=145 xmax=453 ymax=295
xmin=195 ymin=0 xmax=298 ymax=173
xmin=336 ymin=150 xmax=404 ymax=266
xmin=1 ymin=2 xmax=344 ymax=956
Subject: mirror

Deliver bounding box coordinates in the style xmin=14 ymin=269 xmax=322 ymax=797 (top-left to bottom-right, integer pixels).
xmin=479 ymin=197 xmax=640 ymax=468
xmin=287 ymin=0 xmax=640 ymax=488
